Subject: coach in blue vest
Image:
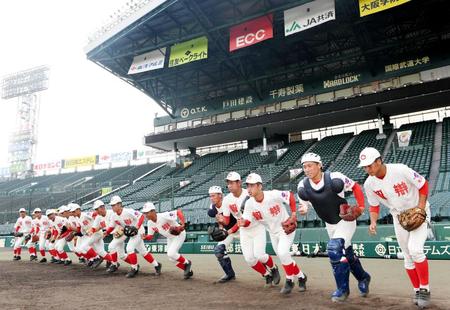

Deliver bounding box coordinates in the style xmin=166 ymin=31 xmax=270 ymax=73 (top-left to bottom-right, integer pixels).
xmin=297 ymin=153 xmax=371 ymax=302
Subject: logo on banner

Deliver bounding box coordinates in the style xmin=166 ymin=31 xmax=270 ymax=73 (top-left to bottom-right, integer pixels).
xmin=284 ymin=0 xmax=336 ymax=36
xmin=323 ymin=73 xmax=361 ymax=89
xmin=179 ymin=106 xmax=207 ymax=119
xmin=359 ymin=0 xmax=411 ymax=17
xmin=128 ymin=48 xmax=166 ymax=75
xmin=230 ymin=14 xmax=273 ymax=51
xmin=169 ymin=36 xmax=208 ymax=67
xmin=397 ymin=130 xmax=412 ymax=147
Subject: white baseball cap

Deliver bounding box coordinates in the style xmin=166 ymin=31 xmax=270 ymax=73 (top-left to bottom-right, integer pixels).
xmin=110 ymin=195 xmax=122 ymax=205
xmin=57 ymin=205 xmax=66 ymax=213
xmin=245 ymin=173 xmax=263 ymax=184
xmin=301 ymin=152 xmax=322 ymax=165
xmin=46 ymin=209 xmax=56 ymax=216
xmin=141 ymin=202 xmax=156 ymax=213
xmin=68 ymin=203 xmax=81 ymax=212
xmin=32 ymin=208 xmax=42 ymax=214
xmin=93 ymin=200 xmax=105 ymax=210
xmin=358 ymin=147 xmax=381 ymax=167
xmin=19 ymin=208 xmax=26 ymax=213
xmin=208 ymin=186 xmax=222 ymax=194
xmin=226 ymin=171 xmax=241 ymax=181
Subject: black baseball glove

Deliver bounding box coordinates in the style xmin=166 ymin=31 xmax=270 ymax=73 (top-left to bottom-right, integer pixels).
xmin=124 ymin=225 xmax=138 ymax=237
xmin=207 ymin=226 xmax=228 ymax=242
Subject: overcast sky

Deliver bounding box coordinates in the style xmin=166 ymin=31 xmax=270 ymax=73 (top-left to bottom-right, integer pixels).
xmin=0 ymin=0 xmax=166 ymax=167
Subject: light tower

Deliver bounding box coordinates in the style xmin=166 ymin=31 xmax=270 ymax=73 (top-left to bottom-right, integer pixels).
xmin=1 ymin=66 xmax=50 ymax=179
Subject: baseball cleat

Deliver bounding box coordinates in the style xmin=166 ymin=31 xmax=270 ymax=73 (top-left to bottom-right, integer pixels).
xmin=264 ymin=274 xmax=274 ymax=287
xmin=358 ymin=274 xmax=371 ymax=297
xmin=298 ymin=274 xmax=307 ymax=292
xmin=13 ymin=256 xmax=19 ymax=261
xmin=91 ymin=257 xmax=104 ymax=269
xmin=413 ymin=290 xmax=420 ymax=305
xmin=417 ymin=288 xmax=430 ymax=309
xmin=30 ymin=255 xmax=37 ymax=261
xmin=79 ymin=257 xmax=86 ymax=264
xmin=39 ymin=258 xmax=47 ymax=263
xmin=271 ymin=266 xmax=281 ymax=285
xmin=64 ymin=259 xmax=72 ymax=266
xmin=56 ymin=259 xmax=64 ymax=264
xmin=217 ymin=274 xmax=235 ymax=283
xmin=155 ymin=262 xmax=162 ymax=276
xmin=331 ymin=289 xmax=349 ymax=302
xmin=184 ymin=261 xmax=193 ymax=279
xmin=126 ymin=265 xmax=139 ymax=278
xmin=280 ymin=279 xmax=294 ymax=294
xmin=107 ymin=263 xmax=119 ymax=273
xmin=50 ymin=257 xmax=58 ymax=263
xmin=87 ymin=260 xmax=95 ymax=268
xmin=105 ymin=261 xmax=112 ymax=269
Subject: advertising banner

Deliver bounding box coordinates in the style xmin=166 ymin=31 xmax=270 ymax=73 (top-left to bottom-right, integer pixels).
xmin=397 ymin=130 xmax=412 ymax=147
xmin=229 ymin=14 xmax=273 ymax=51
xmin=359 ymin=0 xmax=410 ymax=17
xmin=284 ymin=0 xmax=335 ymax=36
xmin=128 ymin=48 xmax=166 ymax=74
xmin=33 ymin=161 xmax=62 ymax=171
xmin=64 ymin=156 xmax=96 ymax=169
xmin=169 ymin=36 xmax=208 ymax=67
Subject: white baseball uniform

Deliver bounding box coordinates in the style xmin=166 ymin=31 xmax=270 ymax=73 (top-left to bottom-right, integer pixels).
xmin=13 ymin=215 xmax=32 ymax=251
xmin=31 ymin=215 xmax=51 ymax=256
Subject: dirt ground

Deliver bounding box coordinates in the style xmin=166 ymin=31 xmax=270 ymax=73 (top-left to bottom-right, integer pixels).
xmin=0 ymin=248 xmax=448 ymax=310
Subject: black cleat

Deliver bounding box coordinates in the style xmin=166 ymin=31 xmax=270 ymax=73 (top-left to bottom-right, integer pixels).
xmin=50 ymin=257 xmax=58 ymax=263
xmin=417 ymin=288 xmax=431 ymax=309
xmin=264 ymin=274 xmax=274 ymax=287
xmin=155 ymin=262 xmax=162 ymax=276
xmin=13 ymin=255 xmax=21 ymax=261
xmin=280 ymin=279 xmax=294 ymax=294
xmin=298 ymin=274 xmax=307 ymax=292
xmin=184 ymin=261 xmax=193 ymax=279
xmin=56 ymin=259 xmax=64 ymax=264
xmin=413 ymin=290 xmax=420 ymax=305
xmin=39 ymin=258 xmax=47 ymax=263
xmin=217 ymin=274 xmax=235 ymax=283
xmin=271 ymin=266 xmax=281 ymax=285
xmin=79 ymin=257 xmax=86 ymax=264
xmin=105 ymin=261 xmax=112 ymax=269
xmin=126 ymin=265 xmax=139 ymax=278
xmin=87 ymin=260 xmax=95 ymax=268
xmin=64 ymin=260 xmax=72 ymax=266
xmin=107 ymin=263 xmax=119 ymax=273
xmin=30 ymin=255 xmax=38 ymax=262
xmin=91 ymin=257 xmax=104 ymax=269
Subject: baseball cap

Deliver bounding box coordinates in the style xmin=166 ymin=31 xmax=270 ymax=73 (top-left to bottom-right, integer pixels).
xmin=57 ymin=205 xmax=66 ymax=213
xmin=245 ymin=173 xmax=263 ymax=184
xmin=358 ymin=147 xmax=381 ymax=167
xmin=93 ymin=200 xmax=105 ymax=210
xmin=226 ymin=171 xmax=241 ymax=181
xmin=46 ymin=209 xmax=56 ymax=216
xmin=68 ymin=203 xmax=81 ymax=212
xmin=301 ymin=152 xmax=322 ymax=165
xmin=32 ymin=208 xmax=42 ymax=214
xmin=19 ymin=208 xmax=26 ymax=213
xmin=141 ymin=202 xmax=156 ymax=213
xmin=110 ymin=195 xmax=122 ymax=205
xmin=208 ymin=186 xmax=222 ymax=194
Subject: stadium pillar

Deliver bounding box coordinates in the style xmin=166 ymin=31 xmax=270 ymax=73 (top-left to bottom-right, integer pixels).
xmin=262 ymin=127 xmax=268 ymax=156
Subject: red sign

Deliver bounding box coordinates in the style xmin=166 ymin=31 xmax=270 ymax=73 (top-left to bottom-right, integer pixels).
xmin=33 ymin=161 xmax=62 ymax=171
xmin=229 ymin=14 xmax=273 ymax=52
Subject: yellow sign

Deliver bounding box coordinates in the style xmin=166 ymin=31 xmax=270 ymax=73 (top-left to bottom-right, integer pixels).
xmin=64 ymin=156 xmax=96 ymax=169
xmin=169 ymin=36 xmax=208 ymax=68
xmin=359 ymin=0 xmax=410 ymax=17
xmin=101 ymin=187 xmax=113 ymax=196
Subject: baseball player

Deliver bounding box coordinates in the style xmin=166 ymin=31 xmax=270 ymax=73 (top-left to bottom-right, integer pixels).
xmin=207 ymin=186 xmax=237 ymax=283
xmin=13 ymin=208 xmax=33 ymax=261
xmin=223 ymin=171 xmax=280 ymax=286
xmin=79 ymin=200 xmax=113 ymax=269
xmin=359 ymin=147 xmax=431 ymax=308
xmin=30 ymin=208 xmax=51 ymax=263
xmin=52 ymin=205 xmax=73 ymax=265
xmin=141 ymin=202 xmax=193 ymax=279
xmin=297 ymin=152 xmax=371 ymax=302
xmin=67 ymin=203 xmax=85 ymax=263
xmin=45 ymin=209 xmax=60 ymax=263
xmin=104 ymin=195 xmax=162 ymax=278
xmin=239 ymin=173 xmax=307 ymax=294
xmin=25 ymin=211 xmax=39 ymax=261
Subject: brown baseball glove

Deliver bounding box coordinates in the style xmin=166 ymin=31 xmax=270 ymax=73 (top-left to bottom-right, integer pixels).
xmin=169 ymin=226 xmax=185 ymax=236
xmin=339 ymin=204 xmax=363 ymax=221
xmin=282 ymin=217 xmax=297 ymax=235
xmin=398 ymin=207 xmax=427 ymax=232
xmin=113 ymin=227 xmax=124 ymax=238
xmin=31 ymin=235 xmax=40 ymax=243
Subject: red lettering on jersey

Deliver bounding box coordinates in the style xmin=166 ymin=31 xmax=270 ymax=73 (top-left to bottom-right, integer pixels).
xmin=269 ymin=204 xmax=281 ymax=217
xmin=229 ymin=204 xmax=238 ymax=213
xmin=124 ymin=219 xmax=132 ymax=225
xmin=252 ymin=211 xmax=263 ymax=220
xmin=57 ymin=223 xmax=62 ymax=227
xmin=115 ymin=220 xmax=121 ymax=225
xmin=83 ymin=220 xmax=89 ymax=226
xmin=162 ymin=223 xmax=171 ymax=231
xmin=393 ymin=181 xmax=408 ymax=197
xmin=100 ymin=221 xmax=106 ymax=228
xmin=152 ymin=227 xmax=159 ymax=233
xmin=373 ymin=190 xmax=387 ymax=200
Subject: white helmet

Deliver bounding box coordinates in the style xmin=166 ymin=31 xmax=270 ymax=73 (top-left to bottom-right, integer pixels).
xmin=208 ymin=186 xmax=222 ymax=194
xmin=301 ymin=152 xmax=322 ymax=165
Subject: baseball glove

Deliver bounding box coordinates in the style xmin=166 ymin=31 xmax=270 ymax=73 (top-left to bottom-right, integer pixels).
xmin=24 ymin=234 xmax=32 ymax=242
xmin=65 ymin=231 xmax=76 ymax=242
xmin=207 ymin=226 xmax=228 ymax=242
xmin=31 ymin=235 xmax=39 ymax=243
xmin=282 ymin=217 xmax=297 ymax=235
xmin=339 ymin=204 xmax=363 ymax=221
xmin=113 ymin=227 xmax=124 ymax=238
xmin=44 ymin=231 xmax=52 ymax=240
xmin=398 ymin=207 xmax=427 ymax=232
xmin=123 ymin=225 xmax=138 ymax=237
xmin=60 ymin=226 xmax=68 ymax=234
xmin=169 ymin=226 xmax=184 ymax=236
xmin=14 ymin=232 xmax=24 ymax=237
